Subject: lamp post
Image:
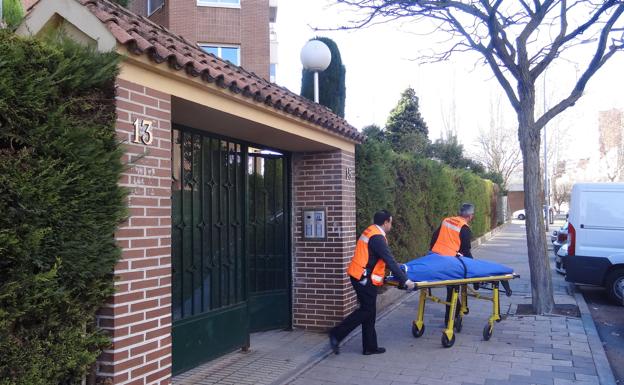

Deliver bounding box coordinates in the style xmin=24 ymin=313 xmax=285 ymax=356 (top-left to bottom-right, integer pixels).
xmin=300 ymin=39 xmax=331 ymax=103
xmin=543 ymin=71 xmax=549 ymax=230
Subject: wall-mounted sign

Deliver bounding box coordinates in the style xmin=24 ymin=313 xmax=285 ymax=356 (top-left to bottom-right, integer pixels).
xmin=132 ymin=119 xmax=154 ymax=145
xmin=303 ymin=208 xmax=327 ymax=240
xmin=345 ymin=167 xmax=354 ymax=181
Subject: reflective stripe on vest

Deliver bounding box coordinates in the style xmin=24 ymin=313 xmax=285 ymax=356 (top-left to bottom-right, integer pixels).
xmin=431 ymin=216 xmax=469 ymax=257
xmin=346 ymin=225 xmax=387 ymax=286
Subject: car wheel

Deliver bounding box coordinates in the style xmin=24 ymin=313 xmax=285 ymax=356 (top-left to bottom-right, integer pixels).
xmin=518 ymin=214 xmax=525 ymax=220
xmin=605 ymin=269 xmax=624 ymax=306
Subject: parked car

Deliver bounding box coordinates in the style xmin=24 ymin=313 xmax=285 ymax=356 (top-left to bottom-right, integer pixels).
xmin=551 ymin=221 xmax=569 ymax=256
xmin=555 ymin=242 xmax=567 ymax=275
xmin=512 ymin=206 xmax=554 ymax=223
xmin=564 ymin=183 xmax=624 ymax=305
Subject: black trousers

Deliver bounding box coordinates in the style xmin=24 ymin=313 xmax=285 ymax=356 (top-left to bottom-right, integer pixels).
xmin=330 ymin=276 xmax=378 ymax=352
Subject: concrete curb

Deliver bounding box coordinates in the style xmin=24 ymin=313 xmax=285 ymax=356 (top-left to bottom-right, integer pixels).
xmin=574 ymin=290 xmax=617 ymax=385
xmin=271 ymin=289 xmax=417 ymax=385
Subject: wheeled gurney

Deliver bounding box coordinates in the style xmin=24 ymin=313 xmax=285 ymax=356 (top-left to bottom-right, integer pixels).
xmin=385 ymin=254 xmax=519 ymax=348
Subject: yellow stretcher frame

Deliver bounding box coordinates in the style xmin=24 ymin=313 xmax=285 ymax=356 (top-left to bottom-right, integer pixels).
xmin=387 ymin=273 xmax=519 ymax=348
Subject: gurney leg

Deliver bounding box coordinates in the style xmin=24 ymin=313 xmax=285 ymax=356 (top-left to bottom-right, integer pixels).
xmin=455 ymin=285 xmax=468 ymax=333
xmin=442 ymin=287 xmax=458 ymax=348
xmin=412 ymin=289 xmax=426 ymax=338
xmin=483 ymin=283 xmax=501 ymax=341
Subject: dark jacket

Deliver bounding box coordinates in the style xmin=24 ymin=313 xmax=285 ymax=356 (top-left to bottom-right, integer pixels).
xmin=365 ymin=234 xmax=408 ymax=283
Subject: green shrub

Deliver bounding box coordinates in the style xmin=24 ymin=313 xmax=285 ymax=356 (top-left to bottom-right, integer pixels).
xmin=0 ymin=32 xmax=125 ymax=384
xmin=356 ymin=138 xmax=499 ymax=263
xmin=2 ymin=0 xmax=24 ymax=29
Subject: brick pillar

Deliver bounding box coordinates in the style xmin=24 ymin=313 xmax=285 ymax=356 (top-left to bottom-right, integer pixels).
xmin=96 ymin=79 xmax=172 ymax=385
xmin=292 ymin=150 xmax=357 ymax=330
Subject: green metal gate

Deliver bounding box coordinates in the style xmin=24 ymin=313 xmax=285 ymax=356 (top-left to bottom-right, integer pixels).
xmin=171 ymin=128 xmax=290 ymax=374
xmin=248 ymin=149 xmax=290 ymax=332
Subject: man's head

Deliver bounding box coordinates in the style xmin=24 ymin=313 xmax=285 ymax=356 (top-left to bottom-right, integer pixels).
xmin=459 ymin=203 xmax=475 ymax=223
xmin=373 ymin=210 xmax=393 ymax=233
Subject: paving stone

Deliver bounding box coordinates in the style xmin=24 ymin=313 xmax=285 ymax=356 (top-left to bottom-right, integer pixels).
xmin=553 ymin=380 xmax=598 ymax=385
xmin=574 ymin=373 xmax=600 ymax=383
xmin=530 ymin=369 xmax=575 ymax=380
xmin=508 ymin=374 xmax=554 ymax=384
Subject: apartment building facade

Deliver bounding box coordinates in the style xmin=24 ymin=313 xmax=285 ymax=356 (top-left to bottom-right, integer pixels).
xmin=128 ymin=0 xmax=277 ymax=81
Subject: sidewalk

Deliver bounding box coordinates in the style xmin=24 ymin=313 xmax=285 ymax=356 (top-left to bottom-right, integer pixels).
xmin=290 ymin=222 xmax=613 ymax=385
xmin=173 ymin=222 xmax=615 ymax=385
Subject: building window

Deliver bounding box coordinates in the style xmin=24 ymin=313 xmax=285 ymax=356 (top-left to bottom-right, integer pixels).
xmin=147 ymin=0 xmax=164 ymax=15
xmin=199 ymin=44 xmax=241 ymax=66
xmin=269 ymin=64 xmax=276 ymax=83
xmin=197 ymin=0 xmax=240 ymax=8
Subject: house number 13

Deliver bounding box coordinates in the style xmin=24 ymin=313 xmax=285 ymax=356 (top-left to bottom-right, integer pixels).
xmin=133 ymin=119 xmax=154 ymax=145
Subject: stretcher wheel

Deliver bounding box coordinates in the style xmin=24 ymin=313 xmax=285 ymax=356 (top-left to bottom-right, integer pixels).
xmin=483 ymin=324 xmax=493 ymax=341
xmin=454 ymin=316 xmax=463 ymax=333
xmin=412 ymin=323 xmax=425 ymax=338
xmin=441 ymin=333 xmax=455 ymax=348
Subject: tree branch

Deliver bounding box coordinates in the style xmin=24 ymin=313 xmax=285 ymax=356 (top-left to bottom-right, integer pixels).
xmin=530 ymin=0 xmax=620 ymax=79
xmin=535 ymin=4 xmax=624 ymax=129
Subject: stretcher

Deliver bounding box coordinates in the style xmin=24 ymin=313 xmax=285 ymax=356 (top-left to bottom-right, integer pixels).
xmin=386 ymin=273 xmax=519 ymax=348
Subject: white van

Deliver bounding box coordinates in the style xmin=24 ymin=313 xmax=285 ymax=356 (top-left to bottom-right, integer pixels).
xmin=564 ymin=183 xmax=624 ymax=304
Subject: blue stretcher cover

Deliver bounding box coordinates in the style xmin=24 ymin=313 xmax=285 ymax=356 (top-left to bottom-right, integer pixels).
xmin=397 ymin=253 xmax=513 ymax=282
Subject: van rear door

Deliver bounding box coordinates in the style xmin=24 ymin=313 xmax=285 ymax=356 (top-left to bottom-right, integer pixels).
xmin=577 ymin=189 xmax=624 ymax=258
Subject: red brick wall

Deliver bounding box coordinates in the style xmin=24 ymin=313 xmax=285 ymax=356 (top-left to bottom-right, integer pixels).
xmin=137 ymin=0 xmax=270 ymax=80
xmin=128 ymin=0 xmax=169 ymax=27
xmin=292 ymin=150 xmax=358 ymax=330
xmin=96 ymin=79 xmax=172 ymax=385
xmin=240 ymin=0 xmax=270 ymax=80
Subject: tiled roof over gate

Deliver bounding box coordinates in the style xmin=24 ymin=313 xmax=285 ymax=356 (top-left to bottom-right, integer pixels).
xmin=74 ymin=0 xmax=364 ymax=143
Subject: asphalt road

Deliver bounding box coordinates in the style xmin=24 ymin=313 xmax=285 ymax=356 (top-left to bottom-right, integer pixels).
xmin=578 ymin=285 xmax=624 ymax=383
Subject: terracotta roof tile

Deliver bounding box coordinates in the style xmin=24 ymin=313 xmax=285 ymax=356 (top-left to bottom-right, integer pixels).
xmin=71 ymin=0 xmax=363 ymax=143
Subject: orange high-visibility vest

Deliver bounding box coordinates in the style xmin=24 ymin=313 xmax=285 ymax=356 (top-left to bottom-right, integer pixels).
xmin=347 ymin=225 xmax=387 ymax=286
xmin=431 ymin=216 xmax=469 ymax=256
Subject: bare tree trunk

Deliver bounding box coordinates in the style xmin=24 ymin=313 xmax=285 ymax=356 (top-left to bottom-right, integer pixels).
xmin=518 ymin=109 xmax=555 ymax=314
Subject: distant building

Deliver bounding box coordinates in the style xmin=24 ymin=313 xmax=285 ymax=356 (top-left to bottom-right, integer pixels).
xmin=506 ymin=183 xmax=525 ymax=214
xmin=598 ymin=108 xmax=624 ymax=181
xmin=127 ymin=0 xmax=277 ymax=80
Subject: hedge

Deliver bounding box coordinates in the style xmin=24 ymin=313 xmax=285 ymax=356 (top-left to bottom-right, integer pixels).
xmin=356 ymin=139 xmax=499 ymax=262
xmin=0 ymin=32 xmax=125 ymax=384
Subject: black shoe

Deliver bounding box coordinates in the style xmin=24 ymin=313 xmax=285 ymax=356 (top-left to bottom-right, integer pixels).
xmin=329 ymin=334 xmax=340 ymax=355
xmin=363 ymin=347 xmax=386 ymax=355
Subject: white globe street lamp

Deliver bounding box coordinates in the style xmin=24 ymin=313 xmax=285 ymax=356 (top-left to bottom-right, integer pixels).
xmin=300 ymin=40 xmax=332 ymax=103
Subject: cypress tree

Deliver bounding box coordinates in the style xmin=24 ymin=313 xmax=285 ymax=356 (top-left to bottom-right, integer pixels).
xmin=300 ymin=37 xmax=346 ymax=118
xmin=386 ymin=87 xmax=430 ymax=154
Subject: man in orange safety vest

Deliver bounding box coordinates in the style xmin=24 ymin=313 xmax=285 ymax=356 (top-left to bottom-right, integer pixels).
xmin=329 ymin=210 xmax=415 ymax=355
xmin=430 ymin=203 xmax=476 ymax=323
